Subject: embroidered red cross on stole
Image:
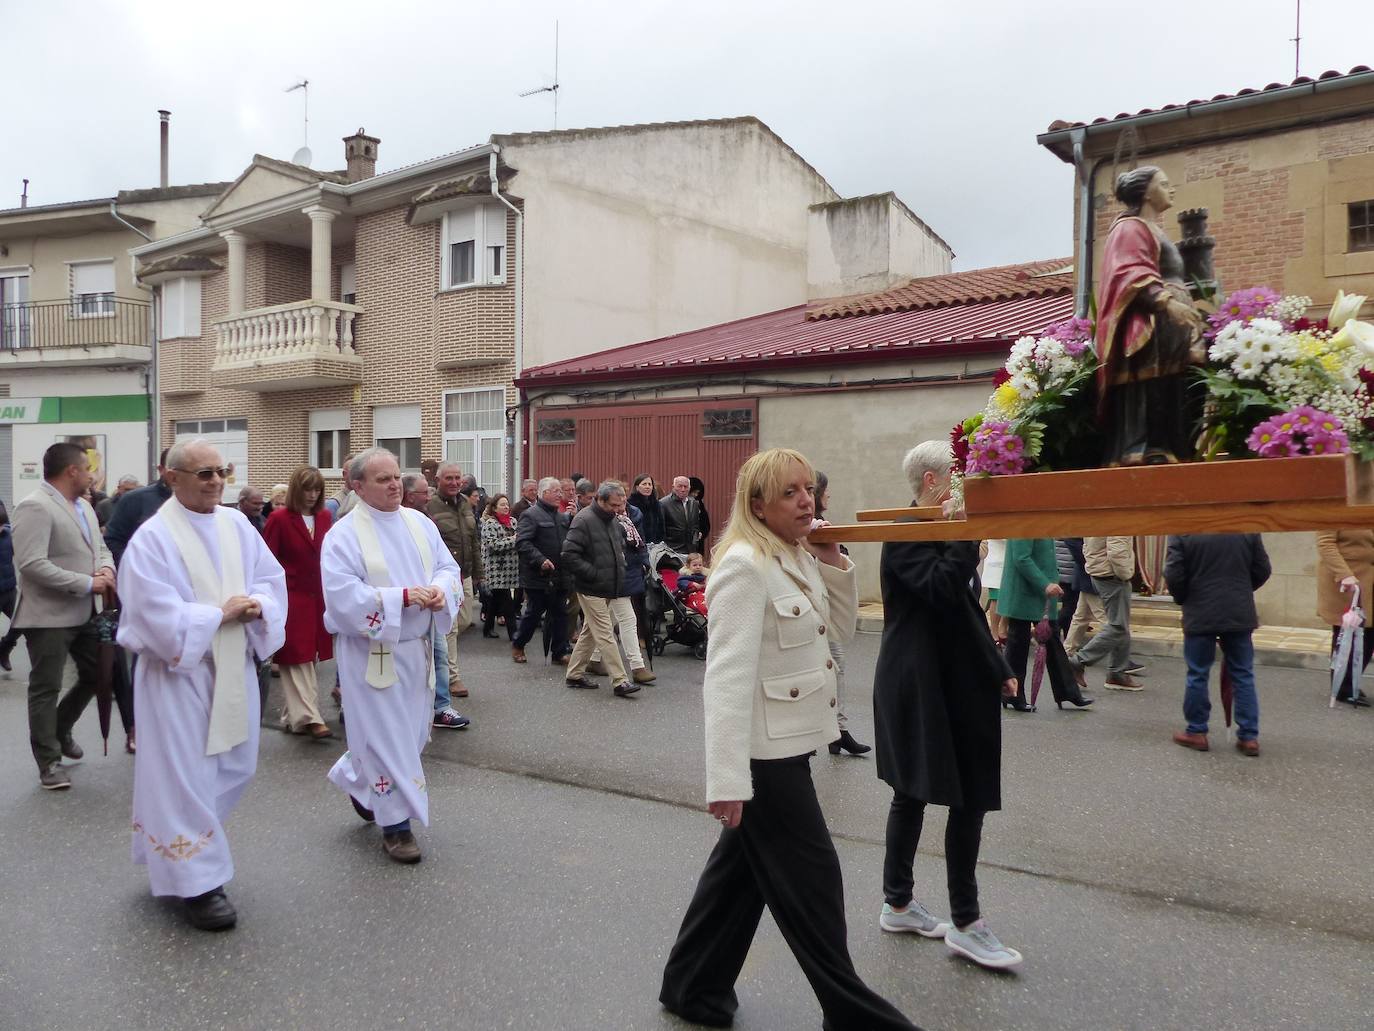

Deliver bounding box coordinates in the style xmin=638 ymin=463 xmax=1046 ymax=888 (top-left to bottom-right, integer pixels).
xmin=365 ymin=611 xmax=382 ymax=629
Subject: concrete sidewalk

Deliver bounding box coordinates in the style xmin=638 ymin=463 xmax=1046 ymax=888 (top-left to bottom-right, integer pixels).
xmin=857 ymin=600 xmax=1337 ymax=670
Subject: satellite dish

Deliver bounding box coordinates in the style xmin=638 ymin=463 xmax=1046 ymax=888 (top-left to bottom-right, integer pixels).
xmin=292 ymin=146 xmax=313 ymax=167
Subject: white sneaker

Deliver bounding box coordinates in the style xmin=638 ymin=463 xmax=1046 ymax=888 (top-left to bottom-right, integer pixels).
xmin=879 ymin=901 xmax=950 ymax=938
xmin=945 ymin=919 xmax=1023 ymax=969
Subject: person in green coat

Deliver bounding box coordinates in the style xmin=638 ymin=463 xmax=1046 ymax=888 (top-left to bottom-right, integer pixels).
xmin=999 ymin=539 xmax=1093 ymax=712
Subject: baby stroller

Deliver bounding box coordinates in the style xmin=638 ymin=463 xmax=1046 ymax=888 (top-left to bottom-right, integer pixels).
xmin=646 ymin=548 xmax=708 ymax=660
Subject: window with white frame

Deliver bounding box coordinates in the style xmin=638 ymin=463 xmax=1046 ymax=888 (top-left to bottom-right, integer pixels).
xmin=309 ymin=408 xmax=351 ymax=471
xmin=441 ymin=205 xmax=506 ymax=290
xmin=373 ymin=403 xmax=421 ymax=472
xmin=443 ymin=388 xmax=505 ymax=493
xmin=159 ymin=277 xmax=202 ymax=339
xmin=71 ymin=260 xmax=115 ymax=316
xmin=339 ymin=262 xmax=357 ymax=305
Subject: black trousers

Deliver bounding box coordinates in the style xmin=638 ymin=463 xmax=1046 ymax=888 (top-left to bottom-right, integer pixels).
xmin=25 ymin=620 xmax=100 ymax=771
xmin=1332 ymin=625 xmax=1374 ymax=701
xmin=882 ymin=793 xmax=984 ymax=929
xmin=1058 ymin=584 xmax=1079 ymax=639
xmin=483 ymin=588 xmax=518 ymax=640
xmin=1004 ymin=617 xmax=1079 ymax=705
xmin=660 ymin=756 xmax=917 ymax=1030
xmin=512 ymin=587 xmax=568 ymax=657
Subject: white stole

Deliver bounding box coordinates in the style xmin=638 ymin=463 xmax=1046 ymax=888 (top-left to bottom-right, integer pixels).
xmin=158 ymin=499 xmax=248 ymax=756
xmin=352 ymin=504 xmax=435 ymax=691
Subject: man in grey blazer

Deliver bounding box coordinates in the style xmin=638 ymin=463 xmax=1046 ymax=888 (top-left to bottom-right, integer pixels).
xmin=13 ymin=441 xmax=115 ymax=790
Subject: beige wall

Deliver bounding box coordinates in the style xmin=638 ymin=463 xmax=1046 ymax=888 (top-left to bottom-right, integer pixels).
xmin=1 ymin=227 xmax=147 ymax=302
xmin=505 ymin=120 xmax=840 ymax=369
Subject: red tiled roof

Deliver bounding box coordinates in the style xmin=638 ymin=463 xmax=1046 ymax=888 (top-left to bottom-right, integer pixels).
xmin=807 ymin=259 xmax=1072 ymax=320
xmin=517 ymin=288 xmax=1075 ymax=388
xmin=1043 ymin=65 xmax=1373 ymax=133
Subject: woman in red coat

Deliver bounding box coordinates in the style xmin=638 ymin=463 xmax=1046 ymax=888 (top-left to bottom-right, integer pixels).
xmin=264 ymin=466 xmax=333 ymax=739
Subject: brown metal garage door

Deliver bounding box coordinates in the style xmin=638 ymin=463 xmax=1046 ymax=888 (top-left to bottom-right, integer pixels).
xmin=530 ymin=398 xmax=758 ymax=552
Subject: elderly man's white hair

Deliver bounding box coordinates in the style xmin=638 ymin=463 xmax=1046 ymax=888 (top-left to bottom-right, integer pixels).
xmin=347 ymin=446 xmax=397 ymax=484
xmin=436 ymin=460 xmax=463 ymax=477
xmin=117 ymin=474 xmax=139 ymax=487
xmin=537 ymin=476 xmax=561 ymax=495
xmin=164 ymin=438 xmax=218 ymax=472
xmin=401 ymin=472 xmax=428 ymax=493
xmin=902 ymin=439 xmax=954 ymax=498
xmin=237 ymin=485 xmax=262 ymax=502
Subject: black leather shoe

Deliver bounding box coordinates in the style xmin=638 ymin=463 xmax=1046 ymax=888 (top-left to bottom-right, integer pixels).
xmin=828 ymin=730 xmax=871 ymax=755
xmin=1005 ymin=699 xmax=1035 ymax=713
xmin=184 ymin=888 xmax=237 ymax=931
xmin=60 ymin=736 xmax=84 ymax=761
xmin=0 ymin=643 xmax=11 ymax=672
xmin=482 ymin=629 xmax=499 ymax=638
xmin=1339 ymin=695 xmax=1371 ymax=708
xmin=351 ymin=796 xmax=375 ymax=823
xmin=1058 ymin=695 xmax=1094 ymax=709
xmin=565 ymin=677 xmax=600 ymax=690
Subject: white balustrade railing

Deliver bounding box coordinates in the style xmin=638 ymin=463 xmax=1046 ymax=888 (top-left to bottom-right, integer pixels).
xmin=213 ymin=300 xmax=362 ymax=367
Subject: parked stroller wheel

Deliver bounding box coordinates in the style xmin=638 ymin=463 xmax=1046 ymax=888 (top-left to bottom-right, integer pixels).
xmin=694 ymin=641 xmax=708 ymax=660
xmin=654 ymin=638 xmax=667 ymax=656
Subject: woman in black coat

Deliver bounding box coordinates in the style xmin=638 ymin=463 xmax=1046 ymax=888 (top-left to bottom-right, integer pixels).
xmin=871 ymin=440 xmax=1022 ymax=970
xmin=628 ymin=474 xmax=665 ymax=545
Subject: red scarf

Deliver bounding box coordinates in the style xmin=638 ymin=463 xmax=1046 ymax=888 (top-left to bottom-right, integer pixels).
xmin=494 ymin=511 xmax=513 ymax=528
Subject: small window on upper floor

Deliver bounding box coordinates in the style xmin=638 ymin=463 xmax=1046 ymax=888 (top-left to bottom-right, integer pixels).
xmin=159 ymin=277 xmax=202 ymax=339
xmin=70 ymin=259 xmax=115 ymax=317
xmin=1350 ymin=200 xmax=1374 ymax=253
xmin=441 ymin=205 xmax=507 ymax=290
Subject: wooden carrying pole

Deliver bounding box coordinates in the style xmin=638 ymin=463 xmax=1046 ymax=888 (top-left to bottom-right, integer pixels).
xmin=809 ymin=455 xmax=1374 ymax=544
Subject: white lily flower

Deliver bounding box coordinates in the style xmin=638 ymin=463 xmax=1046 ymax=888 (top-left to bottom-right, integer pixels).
xmin=1329 ymin=290 xmax=1367 ymax=330
xmin=1332 ymin=317 xmax=1374 ymax=358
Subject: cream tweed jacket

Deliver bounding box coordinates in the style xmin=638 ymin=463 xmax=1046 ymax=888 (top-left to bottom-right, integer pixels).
xmin=703 ymin=540 xmax=858 ymax=803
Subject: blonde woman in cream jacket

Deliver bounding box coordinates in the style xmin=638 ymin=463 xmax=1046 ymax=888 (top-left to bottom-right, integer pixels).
xmin=659 ymin=447 xmax=917 ymax=1031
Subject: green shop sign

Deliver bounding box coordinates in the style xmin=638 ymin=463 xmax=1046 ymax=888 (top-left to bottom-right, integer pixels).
xmin=0 ymin=395 xmax=149 ymax=425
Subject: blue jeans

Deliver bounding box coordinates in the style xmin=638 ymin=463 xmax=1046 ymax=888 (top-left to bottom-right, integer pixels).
xmin=432 ymin=635 xmax=450 ymax=713
xmin=1183 ymin=631 xmax=1259 ymax=741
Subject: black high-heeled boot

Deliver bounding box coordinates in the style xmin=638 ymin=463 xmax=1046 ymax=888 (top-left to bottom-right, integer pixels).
xmin=1057 ymin=695 xmax=1094 ymax=709
xmin=1006 ymin=696 xmax=1035 ymax=713
xmin=828 ymin=730 xmax=872 ymax=756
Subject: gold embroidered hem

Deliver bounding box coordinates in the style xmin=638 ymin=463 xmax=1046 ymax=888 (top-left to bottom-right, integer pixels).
xmin=133 ymin=820 xmax=215 ymax=862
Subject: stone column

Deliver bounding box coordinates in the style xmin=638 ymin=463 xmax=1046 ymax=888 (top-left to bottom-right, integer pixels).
xmin=221 ymin=229 xmax=247 ymax=315
xmin=303 ymin=205 xmax=336 ymax=302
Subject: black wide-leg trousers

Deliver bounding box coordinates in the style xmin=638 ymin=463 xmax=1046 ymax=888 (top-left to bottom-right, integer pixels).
xmin=660 ymin=755 xmax=918 ymax=1030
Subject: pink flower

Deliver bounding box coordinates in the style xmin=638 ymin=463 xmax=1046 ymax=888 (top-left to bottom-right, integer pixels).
xmin=966 ymin=420 xmax=1027 ymax=476
xmin=1246 ymin=407 xmax=1349 ymax=458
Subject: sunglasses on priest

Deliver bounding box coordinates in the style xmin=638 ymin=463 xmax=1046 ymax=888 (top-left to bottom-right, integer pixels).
xmin=176 ymin=466 xmax=232 ymax=481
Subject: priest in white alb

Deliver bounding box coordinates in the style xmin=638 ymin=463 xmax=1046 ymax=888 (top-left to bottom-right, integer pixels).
xmin=322 ymin=447 xmax=462 ymax=863
xmin=116 ymin=438 xmax=286 ymax=931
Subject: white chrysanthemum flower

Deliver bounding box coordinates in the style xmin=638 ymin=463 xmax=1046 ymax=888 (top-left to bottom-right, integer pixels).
xmin=1232 ymin=353 xmax=1262 ymax=379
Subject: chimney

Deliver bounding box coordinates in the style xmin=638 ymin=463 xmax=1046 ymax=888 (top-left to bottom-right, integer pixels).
xmin=343 ymin=128 xmax=380 ymax=182
xmin=158 ymin=110 xmax=171 ymax=188
xmin=20 ymin=178 xmax=28 ymax=208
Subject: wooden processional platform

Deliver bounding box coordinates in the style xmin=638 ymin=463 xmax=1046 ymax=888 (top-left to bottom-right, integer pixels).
xmin=807 ymin=455 xmax=1374 ymax=544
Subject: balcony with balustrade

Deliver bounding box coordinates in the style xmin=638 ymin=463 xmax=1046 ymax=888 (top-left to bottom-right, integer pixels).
xmin=211 ymin=299 xmax=363 ymax=392
xmin=0 ymin=296 xmax=152 ymax=369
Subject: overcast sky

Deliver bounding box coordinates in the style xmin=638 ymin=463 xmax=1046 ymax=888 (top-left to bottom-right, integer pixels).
xmin=4 ymin=0 xmax=1369 ymax=269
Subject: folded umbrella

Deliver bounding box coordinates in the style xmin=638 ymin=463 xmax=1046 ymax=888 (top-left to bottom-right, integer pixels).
xmin=93 ymin=594 xmax=120 ymax=755
xmin=1029 ymin=598 xmax=1058 ymax=710
xmin=1330 ymin=586 xmax=1365 ymax=709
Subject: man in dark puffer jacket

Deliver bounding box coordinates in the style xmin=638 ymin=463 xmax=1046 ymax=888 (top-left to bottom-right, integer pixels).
xmin=1164 ymin=533 xmax=1271 ymax=757
xmin=561 ymin=481 xmax=636 ymax=696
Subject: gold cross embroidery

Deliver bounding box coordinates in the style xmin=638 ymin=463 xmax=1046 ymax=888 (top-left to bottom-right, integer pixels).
xmin=370 ymin=641 xmax=392 ymax=676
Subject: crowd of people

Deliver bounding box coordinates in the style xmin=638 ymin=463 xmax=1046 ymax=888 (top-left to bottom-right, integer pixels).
xmin=1 ymin=433 xmax=1369 ymax=1026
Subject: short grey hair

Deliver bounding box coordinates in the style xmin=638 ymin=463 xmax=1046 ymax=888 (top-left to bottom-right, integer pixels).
xmin=521 ymin=478 xmax=537 ymax=488
xmin=902 ymin=439 xmax=953 ymax=498
xmin=237 ymin=485 xmax=262 ymax=502
xmin=165 ymin=438 xmax=217 ymax=472
xmin=348 ymin=446 xmax=396 ymax=484
xmin=596 ymin=479 xmax=626 ymax=502
xmin=401 ymin=472 xmax=427 ymax=493
xmin=436 ymin=461 xmax=463 ymax=477
xmin=537 ymin=476 xmax=561 ymax=495
xmin=575 ymin=478 xmax=594 ymax=495
xmin=117 ymin=474 xmax=139 ymax=488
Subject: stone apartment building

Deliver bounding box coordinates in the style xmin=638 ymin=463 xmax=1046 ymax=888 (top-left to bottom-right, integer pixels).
xmin=1038 ymin=63 xmax=1374 ymax=628
xmin=129 ymin=117 xmax=845 ymax=498
xmin=0 ymin=115 xmax=228 ymax=503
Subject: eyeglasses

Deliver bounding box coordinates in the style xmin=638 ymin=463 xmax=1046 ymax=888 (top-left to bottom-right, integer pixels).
xmin=176 ymin=466 xmax=231 ymax=481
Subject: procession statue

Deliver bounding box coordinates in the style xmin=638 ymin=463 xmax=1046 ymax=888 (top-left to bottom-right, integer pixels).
xmin=1093 ymin=165 xmax=1207 ymax=466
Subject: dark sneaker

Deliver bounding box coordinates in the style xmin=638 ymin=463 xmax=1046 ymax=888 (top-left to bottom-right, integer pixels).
xmin=382 ymin=830 xmax=422 ymax=863
xmin=612 ymin=681 xmax=641 ymax=698
xmin=1104 ymin=673 xmax=1144 ymax=691
xmin=1066 ymin=658 xmax=1087 ymax=691
xmin=184 ymin=888 xmax=237 ymax=931
xmin=39 ymin=764 xmax=71 ymax=790
xmin=565 ymin=677 xmax=600 ymax=690
xmin=1122 ymin=661 xmax=1146 ymax=676
xmin=60 ymin=736 xmax=84 ymax=761
xmin=432 ymin=707 xmax=470 ymax=730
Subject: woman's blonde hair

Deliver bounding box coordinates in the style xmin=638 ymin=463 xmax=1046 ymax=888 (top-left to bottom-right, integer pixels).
xmin=715 ymin=448 xmax=815 ymax=563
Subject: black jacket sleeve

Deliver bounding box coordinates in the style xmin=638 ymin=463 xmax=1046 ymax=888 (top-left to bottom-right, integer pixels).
xmin=881 ymin=540 xmax=981 ymax=610
xmin=560 ymin=513 xmax=597 ymax=585
xmin=1249 ymin=535 xmax=1272 ymax=591
xmin=1164 ymin=536 xmax=1189 ymax=605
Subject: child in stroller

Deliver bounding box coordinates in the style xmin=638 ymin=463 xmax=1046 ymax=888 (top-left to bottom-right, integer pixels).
xmin=647 ymin=546 xmax=709 ymax=659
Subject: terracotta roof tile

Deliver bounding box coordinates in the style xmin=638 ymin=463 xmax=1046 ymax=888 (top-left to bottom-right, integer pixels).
xmin=1044 ymin=65 xmax=1373 ymax=132
xmin=806 ymin=259 xmax=1073 ymax=320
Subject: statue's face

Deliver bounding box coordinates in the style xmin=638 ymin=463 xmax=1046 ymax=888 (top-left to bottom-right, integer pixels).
xmin=1145 ymin=171 xmax=1174 ymax=213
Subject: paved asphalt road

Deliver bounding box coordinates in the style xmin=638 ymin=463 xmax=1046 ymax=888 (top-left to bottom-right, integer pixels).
xmin=0 ymin=627 xmax=1370 ymax=1031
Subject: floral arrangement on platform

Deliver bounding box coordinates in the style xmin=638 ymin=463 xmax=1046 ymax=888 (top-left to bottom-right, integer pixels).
xmin=1197 ymin=288 xmax=1374 ymax=460
xmin=951 ymin=291 xmax=1374 ymax=482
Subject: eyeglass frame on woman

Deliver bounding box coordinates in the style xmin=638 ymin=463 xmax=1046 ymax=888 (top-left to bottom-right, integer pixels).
xmin=175 ymin=466 xmax=231 ymax=481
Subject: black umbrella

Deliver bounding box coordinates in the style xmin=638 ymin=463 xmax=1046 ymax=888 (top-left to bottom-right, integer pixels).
xmin=93 ymin=594 xmax=120 ymax=755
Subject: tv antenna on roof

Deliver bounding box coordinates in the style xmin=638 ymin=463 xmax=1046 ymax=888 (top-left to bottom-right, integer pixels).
xmin=518 ymin=21 xmax=560 ymax=129
xmin=285 ymin=79 xmax=312 ymax=166
xmin=1291 ymin=0 xmax=1302 ymax=78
